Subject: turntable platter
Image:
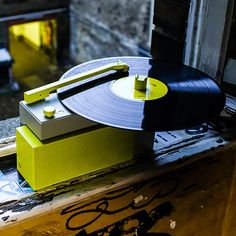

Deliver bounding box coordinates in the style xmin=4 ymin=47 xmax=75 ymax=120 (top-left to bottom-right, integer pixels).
xmin=57 ymin=57 xmax=225 ymax=131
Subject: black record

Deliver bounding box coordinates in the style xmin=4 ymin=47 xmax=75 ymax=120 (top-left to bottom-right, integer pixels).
xmin=57 ymin=57 xmax=225 ymax=131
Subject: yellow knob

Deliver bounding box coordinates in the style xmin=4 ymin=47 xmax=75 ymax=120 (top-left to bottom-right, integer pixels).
xmin=43 ymin=106 xmax=56 ymax=118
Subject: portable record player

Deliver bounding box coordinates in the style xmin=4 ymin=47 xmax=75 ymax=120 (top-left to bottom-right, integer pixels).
xmin=16 ymin=56 xmax=225 ymax=190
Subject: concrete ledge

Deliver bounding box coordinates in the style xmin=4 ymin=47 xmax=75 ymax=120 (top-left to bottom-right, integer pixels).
xmin=0 ymin=117 xmax=20 ymax=139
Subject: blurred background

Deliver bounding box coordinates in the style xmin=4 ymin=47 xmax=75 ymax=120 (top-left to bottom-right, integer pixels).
xmin=0 ymin=0 xmax=153 ymax=119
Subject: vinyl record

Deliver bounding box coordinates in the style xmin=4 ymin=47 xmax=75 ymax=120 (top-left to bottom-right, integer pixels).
xmin=57 ymin=57 xmax=225 ymax=131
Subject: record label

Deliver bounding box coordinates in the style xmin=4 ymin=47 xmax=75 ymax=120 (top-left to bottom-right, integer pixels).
xmin=110 ymin=75 xmax=168 ymax=101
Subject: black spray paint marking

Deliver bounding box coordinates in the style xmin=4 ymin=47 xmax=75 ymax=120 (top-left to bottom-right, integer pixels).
xmin=76 ymin=202 xmax=174 ymax=235
xmin=61 ymin=176 xmax=179 ymax=234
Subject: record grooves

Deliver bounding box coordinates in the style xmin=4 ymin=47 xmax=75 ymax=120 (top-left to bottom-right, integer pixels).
xmin=58 ymin=57 xmax=225 ymax=131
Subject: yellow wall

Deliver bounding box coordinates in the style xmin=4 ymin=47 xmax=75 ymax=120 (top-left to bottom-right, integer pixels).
xmin=10 ymin=22 xmax=41 ymax=48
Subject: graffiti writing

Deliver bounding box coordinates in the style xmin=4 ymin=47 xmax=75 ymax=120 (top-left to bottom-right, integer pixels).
xmin=76 ymin=202 xmax=174 ymax=235
xmin=61 ymin=176 xmax=179 ymax=234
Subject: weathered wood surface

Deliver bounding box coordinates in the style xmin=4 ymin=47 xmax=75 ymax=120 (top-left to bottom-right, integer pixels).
xmin=0 ymin=136 xmax=15 ymax=158
xmin=0 ymin=95 xmax=236 ymax=235
xmin=184 ymin=0 xmax=234 ymax=83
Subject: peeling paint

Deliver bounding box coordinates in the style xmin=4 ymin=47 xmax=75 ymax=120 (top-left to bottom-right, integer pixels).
xmin=170 ymin=219 xmax=176 ymax=229
xmin=134 ymin=195 xmax=144 ymax=204
xmin=1 ymin=215 xmax=9 ymax=221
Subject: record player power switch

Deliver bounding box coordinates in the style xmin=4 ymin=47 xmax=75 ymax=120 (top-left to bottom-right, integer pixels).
xmin=43 ymin=106 xmax=56 ymax=118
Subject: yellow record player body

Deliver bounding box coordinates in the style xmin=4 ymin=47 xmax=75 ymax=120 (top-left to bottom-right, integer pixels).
xmin=16 ymin=56 xmax=225 ymax=190
xmin=16 ymin=59 xmax=155 ymax=190
xmin=16 ymin=125 xmax=149 ymax=190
